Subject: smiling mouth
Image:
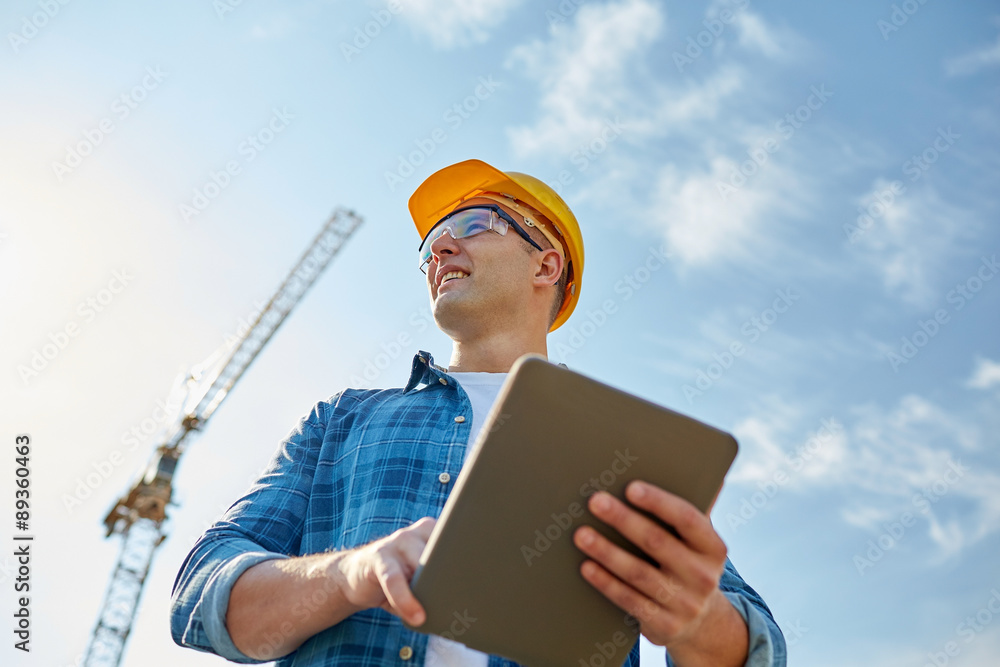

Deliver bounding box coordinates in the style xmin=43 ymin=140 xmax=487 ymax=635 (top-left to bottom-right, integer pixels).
xmin=439 ymin=270 xmax=469 ymax=286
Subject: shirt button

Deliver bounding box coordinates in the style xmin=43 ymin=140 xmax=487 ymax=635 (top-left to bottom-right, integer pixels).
xmin=454 ymin=415 xmax=466 ymax=423
xmin=438 ymin=472 xmax=451 ymax=484
xmin=399 ymin=645 xmax=413 ymax=661
xmin=439 ymin=377 xmax=447 ymax=385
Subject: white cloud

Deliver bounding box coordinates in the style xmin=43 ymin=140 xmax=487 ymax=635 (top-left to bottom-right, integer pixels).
xmin=504 ymin=0 xmax=825 ymax=271
xmin=730 ymin=405 xmax=848 ymax=488
xmin=733 ymin=12 xmax=784 ymax=58
xmin=702 ymin=0 xmax=802 ymax=60
xmin=502 ymin=0 xmax=831 ymax=274
xmin=728 ymin=400 xmax=798 ymax=485
xmin=967 ymin=357 xmax=1000 ymax=389
xmin=648 ymin=157 xmax=764 ymax=266
xmin=505 ymin=0 xmax=663 ymax=156
xmin=504 ymin=2 xmax=776 ymax=157
xmin=645 ymin=140 xmax=807 ymax=268
xmin=849 ymin=179 xmax=980 ymax=307
xmin=631 ymin=65 xmax=744 ymax=133
xmin=397 ymin=0 xmax=525 ymax=49
xmin=841 ymin=504 xmax=897 ymax=531
xmin=945 ymin=29 xmax=1000 ymax=77
xmin=727 ymin=393 xmax=1000 ymax=558
xmin=957 ymin=630 xmax=1000 ymax=667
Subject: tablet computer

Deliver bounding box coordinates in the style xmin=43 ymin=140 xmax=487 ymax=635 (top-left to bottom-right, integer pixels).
xmin=405 ymin=354 xmax=738 ymax=667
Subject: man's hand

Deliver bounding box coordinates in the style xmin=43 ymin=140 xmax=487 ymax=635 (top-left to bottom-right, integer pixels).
xmin=573 ymin=481 xmax=748 ymax=666
xmin=227 ymin=517 xmax=436 ymax=659
xmin=339 ymin=517 xmax=436 ymax=627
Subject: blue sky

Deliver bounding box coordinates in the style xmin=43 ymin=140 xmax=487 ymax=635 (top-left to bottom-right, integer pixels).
xmin=2 ymin=0 xmax=999 ymax=665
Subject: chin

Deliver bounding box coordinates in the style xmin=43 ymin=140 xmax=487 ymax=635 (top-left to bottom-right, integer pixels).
xmin=430 ymin=300 xmax=467 ymax=336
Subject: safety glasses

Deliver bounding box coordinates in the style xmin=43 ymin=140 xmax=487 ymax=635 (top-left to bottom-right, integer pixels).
xmin=418 ymin=205 xmax=544 ymax=273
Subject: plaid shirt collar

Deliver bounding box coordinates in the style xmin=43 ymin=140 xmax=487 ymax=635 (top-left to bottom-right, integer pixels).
xmin=402 ymin=349 xmax=450 ymax=394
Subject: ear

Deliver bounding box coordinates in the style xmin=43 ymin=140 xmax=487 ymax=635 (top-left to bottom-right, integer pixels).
xmin=533 ymin=248 xmax=563 ymax=288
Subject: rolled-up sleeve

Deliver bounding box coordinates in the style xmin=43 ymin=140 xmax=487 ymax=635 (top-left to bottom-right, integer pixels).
xmin=661 ymin=557 xmax=785 ymax=667
xmin=718 ymin=558 xmax=786 ymax=667
xmin=169 ymin=397 xmax=334 ymax=662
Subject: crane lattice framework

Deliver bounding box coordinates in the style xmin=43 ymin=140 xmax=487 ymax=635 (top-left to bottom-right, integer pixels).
xmin=83 ymin=209 xmax=363 ymax=667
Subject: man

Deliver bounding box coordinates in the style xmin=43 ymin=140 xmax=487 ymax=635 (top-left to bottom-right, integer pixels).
xmin=171 ymin=159 xmax=785 ymax=666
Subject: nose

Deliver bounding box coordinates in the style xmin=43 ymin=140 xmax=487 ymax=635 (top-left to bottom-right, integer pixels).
xmin=428 ymin=226 xmax=460 ymax=267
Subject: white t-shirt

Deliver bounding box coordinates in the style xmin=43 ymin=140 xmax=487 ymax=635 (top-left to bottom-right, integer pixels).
xmin=424 ymin=370 xmax=507 ymax=667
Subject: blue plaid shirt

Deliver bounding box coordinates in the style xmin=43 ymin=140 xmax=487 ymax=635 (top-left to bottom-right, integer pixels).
xmin=170 ymin=351 xmax=786 ymax=666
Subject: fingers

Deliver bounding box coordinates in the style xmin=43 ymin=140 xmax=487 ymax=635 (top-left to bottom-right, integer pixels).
xmin=369 ymin=518 xmax=436 ymax=626
xmin=340 ymin=517 xmax=437 ymax=624
xmin=573 ymin=523 xmax=689 ymax=613
xmin=576 ymin=484 xmax=726 ymax=603
xmin=392 ymin=517 xmax=437 ymax=567
xmin=622 ymin=482 xmax=726 ymax=559
xmin=577 ymin=558 xmax=685 ymax=639
xmin=587 ymin=484 xmax=725 ymax=569
xmin=408 ymin=516 xmax=437 ymax=540
xmin=375 ymin=559 xmax=426 ymax=626
xmin=574 ymin=486 xmax=731 ymax=647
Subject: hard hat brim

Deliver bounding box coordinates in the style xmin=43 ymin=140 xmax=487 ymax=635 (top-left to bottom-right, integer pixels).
xmin=409 ymin=160 xmax=550 ymax=239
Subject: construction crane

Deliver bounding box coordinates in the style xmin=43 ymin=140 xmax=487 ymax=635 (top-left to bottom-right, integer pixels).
xmin=83 ymin=208 xmax=363 ymax=667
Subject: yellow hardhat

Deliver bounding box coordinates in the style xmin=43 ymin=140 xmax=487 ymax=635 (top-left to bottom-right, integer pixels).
xmin=408 ymin=159 xmax=584 ymax=332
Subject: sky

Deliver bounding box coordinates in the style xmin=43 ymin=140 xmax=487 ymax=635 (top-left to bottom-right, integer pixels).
xmin=1 ymin=0 xmax=999 ymax=665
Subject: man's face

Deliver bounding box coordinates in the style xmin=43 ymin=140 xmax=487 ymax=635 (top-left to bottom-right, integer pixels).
xmin=424 ymin=196 xmax=548 ymax=336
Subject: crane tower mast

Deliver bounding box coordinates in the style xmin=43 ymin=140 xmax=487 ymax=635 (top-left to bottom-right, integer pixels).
xmin=83 ymin=209 xmax=363 ymax=667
